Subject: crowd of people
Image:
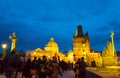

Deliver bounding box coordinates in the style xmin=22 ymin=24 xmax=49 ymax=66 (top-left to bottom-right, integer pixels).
xmin=0 ymin=49 xmax=87 ymax=78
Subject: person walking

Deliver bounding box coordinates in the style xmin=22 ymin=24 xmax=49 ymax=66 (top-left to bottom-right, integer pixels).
xmin=23 ymin=58 xmax=32 ymax=78
xmin=78 ymin=57 xmax=87 ymax=78
xmin=39 ymin=56 xmax=48 ymax=78
xmin=73 ymin=59 xmax=80 ymax=78
xmin=48 ymin=56 xmax=62 ymax=78
xmin=31 ymin=57 xmax=38 ymax=78
xmin=3 ymin=49 xmax=21 ymax=78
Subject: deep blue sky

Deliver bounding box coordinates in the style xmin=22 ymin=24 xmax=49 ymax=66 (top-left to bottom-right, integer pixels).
xmin=0 ymin=0 xmax=120 ymax=53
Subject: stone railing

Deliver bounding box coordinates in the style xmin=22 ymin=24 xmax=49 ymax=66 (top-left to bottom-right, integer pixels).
xmin=85 ymin=67 xmax=120 ymax=78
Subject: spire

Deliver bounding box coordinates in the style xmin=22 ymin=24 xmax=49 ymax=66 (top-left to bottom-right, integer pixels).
xmin=76 ymin=25 xmax=83 ymax=37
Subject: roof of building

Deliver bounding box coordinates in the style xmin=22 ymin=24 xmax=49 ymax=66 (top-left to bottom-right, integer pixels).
xmin=45 ymin=37 xmax=58 ymax=47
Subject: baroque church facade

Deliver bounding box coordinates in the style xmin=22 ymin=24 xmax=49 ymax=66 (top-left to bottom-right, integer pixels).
xmin=26 ymin=37 xmax=66 ymax=61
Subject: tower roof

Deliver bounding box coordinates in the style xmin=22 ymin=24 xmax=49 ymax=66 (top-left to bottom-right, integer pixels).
xmin=76 ymin=25 xmax=83 ymax=37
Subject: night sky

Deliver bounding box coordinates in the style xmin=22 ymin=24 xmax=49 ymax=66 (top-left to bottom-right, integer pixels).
xmin=0 ymin=0 xmax=120 ymax=53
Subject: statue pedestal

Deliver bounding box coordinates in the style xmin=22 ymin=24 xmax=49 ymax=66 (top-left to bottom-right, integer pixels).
xmin=102 ymin=56 xmax=118 ymax=66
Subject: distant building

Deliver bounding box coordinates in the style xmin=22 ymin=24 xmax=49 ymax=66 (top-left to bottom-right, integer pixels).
xmin=44 ymin=37 xmax=59 ymax=57
xmin=26 ymin=37 xmax=65 ymax=60
xmin=26 ymin=24 xmax=118 ymax=67
xmin=68 ymin=25 xmax=101 ymax=66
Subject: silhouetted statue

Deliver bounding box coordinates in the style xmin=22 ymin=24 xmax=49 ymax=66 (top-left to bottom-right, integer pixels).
xmin=9 ymin=32 xmax=17 ymax=51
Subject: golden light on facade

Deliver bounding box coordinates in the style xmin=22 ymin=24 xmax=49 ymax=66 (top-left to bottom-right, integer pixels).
xmin=83 ymin=50 xmax=86 ymax=62
xmin=70 ymin=55 xmax=73 ymax=58
xmin=34 ymin=52 xmax=36 ymax=55
xmin=83 ymin=51 xmax=86 ymax=55
xmin=83 ymin=43 xmax=85 ymax=48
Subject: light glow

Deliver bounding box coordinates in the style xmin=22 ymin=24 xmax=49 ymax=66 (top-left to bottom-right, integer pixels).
xmin=2 ymin=43 xmax=7 ymax=49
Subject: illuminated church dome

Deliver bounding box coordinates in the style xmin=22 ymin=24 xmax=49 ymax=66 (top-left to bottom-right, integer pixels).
xmin=44 ymin=37 xmax=59 ymax=55
xmin=45 ymin=38 xmax=58 ymax=47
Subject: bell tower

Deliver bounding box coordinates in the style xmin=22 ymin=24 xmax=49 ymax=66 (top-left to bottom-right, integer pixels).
xmin=73 ymin=25 xmax=90 ymax=61
xmin=76 ymin=25 xmax=83 ymax=37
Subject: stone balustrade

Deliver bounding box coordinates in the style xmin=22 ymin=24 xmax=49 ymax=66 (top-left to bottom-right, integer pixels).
xmin=85 ymin=67 xmax=120 ymax=78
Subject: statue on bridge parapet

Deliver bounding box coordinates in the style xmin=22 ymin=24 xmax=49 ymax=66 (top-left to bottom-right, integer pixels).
xmin=102 ymin=31 xmax=118 ymax=66
xmin=9 ymin=32 xmax=17 ymax=52
xmin=102 ymin=41 xmax=114 ymax=57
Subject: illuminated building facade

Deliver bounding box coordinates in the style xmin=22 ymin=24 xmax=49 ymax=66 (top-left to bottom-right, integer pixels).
xmin=44 ymin=37 xmax=59 ymax=57
xmin=72 ymin=25 xmax=90 ymax=62
xmin=26 ymin=37 xmax=65 ymax=60
xmin=68 ymin=25 xmax=101 ymax=66
xmin=26 ymin=25 xmax=102 ymax=66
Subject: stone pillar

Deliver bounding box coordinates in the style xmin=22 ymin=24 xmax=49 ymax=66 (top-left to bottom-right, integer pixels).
xmin=110 ymin=31 xmax=115 ymax=56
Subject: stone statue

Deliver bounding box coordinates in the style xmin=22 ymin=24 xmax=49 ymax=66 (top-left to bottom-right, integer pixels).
xmin=110 ymin=31 xmax=114 ymax=45
xmin=102 ymin=47 xmax=107 ymax=56
xmin=9 ymin=32 xmax=17 ymax=51
xmin=110 ymin=31 xmax=115 ymax=56
xmin=102 ymin=31 xmax=118 ymax=66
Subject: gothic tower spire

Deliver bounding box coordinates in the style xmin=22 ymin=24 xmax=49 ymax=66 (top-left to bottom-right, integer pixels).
xmin=76 ymin=25 xmax=83 ymax=37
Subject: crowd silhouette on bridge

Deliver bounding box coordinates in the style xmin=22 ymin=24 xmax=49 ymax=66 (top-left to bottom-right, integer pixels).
xmin=0 ymin=49 xmax=87 ymax=78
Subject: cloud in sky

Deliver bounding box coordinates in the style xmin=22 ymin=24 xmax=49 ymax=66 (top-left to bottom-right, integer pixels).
xmin=0 ymin=0 xmax=120 ymax=53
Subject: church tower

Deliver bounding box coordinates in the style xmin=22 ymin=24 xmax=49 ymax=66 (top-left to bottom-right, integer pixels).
xmin=73 ymin=25 xmax=90 ymax=61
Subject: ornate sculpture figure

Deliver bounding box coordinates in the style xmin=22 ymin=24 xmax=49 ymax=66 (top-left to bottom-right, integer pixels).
xmin=9 ymin=32 xmax=17 ymax=51
xmin=110 ymin=31 xmax=115 ymax=56
xmin=102 ymin=31 xmax=118 ymax=66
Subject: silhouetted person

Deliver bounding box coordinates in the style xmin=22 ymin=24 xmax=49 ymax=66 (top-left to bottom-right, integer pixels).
xmin=78 ymin=57 xmax=87 ymax=78
xmin=48 ymin=56 xmax=62 ymax=78
xmin=0 ymin=56 xmax=4 ymax=73
xmin=23 ymin=58 xmax=32 ymax=78
xmin=3 ymin=49 xmax=21 ymax=78
xmin=31 ymin=57 xmax=38 ymax=78
xmin=39 ymin=56 xmax=47 ymax=78
xmin=73 ymin=59 xmax=80 ymax=78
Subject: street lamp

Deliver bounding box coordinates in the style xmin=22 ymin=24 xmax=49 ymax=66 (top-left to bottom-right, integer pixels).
xmin=2 ymin=42 xmax=7 ymax=59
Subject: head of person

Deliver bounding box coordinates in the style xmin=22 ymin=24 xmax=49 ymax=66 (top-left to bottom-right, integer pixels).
xmin=38 ymin=58 xmax=41 ymax=61
xmin=27 ymin=58 xmax=31 ymax=63
xmin=42 ymin=55 xmax=47 ymax=61
xmin=52 ymin=56 xmax=57 ymax=62
xmin=77 ymin=58 xmax=80 ymax=62
xmin=34 ymin=57 xmax=37 ymax=60
xmin=81 ymin=57 xmax=84 ymax=61
xmin=11 ymin=49 xmax=18 ymax=55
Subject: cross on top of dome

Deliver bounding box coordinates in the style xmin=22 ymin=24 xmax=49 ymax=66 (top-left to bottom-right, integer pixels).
xmin=50 ymin=37 xmax=54 ymax=42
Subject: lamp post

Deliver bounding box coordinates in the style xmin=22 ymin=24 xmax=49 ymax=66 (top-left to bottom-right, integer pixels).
xmin=2 ymin=42 xmax=7 ymax=59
